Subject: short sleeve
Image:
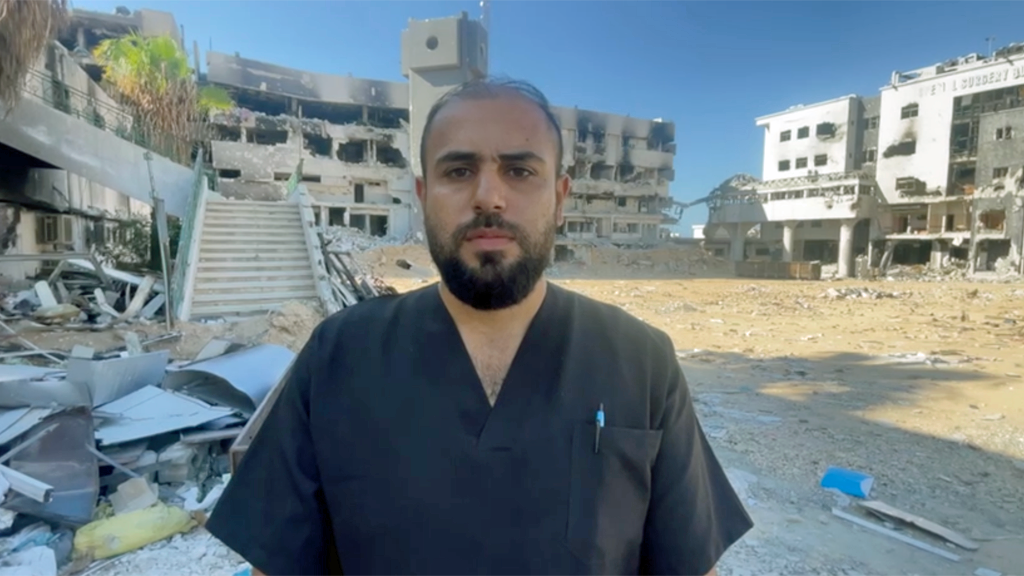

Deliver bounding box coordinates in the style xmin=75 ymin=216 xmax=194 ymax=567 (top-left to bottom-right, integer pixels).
xmin=206 ymin=325 xmax=331 ymax=575
xmin=640 ymin=332 xmax=753 ymax=575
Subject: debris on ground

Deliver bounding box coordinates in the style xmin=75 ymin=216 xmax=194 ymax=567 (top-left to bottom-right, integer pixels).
xmin=0 ymin=327 xmax=294 ymax=573
xmin=820 ymin=287 xmax=906 ymax=300
xmin=319 ymin=228 xmax=399 ymax=311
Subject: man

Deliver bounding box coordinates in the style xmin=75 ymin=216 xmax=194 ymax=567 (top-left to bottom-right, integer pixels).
xmin=207 ymin=78 xmax=753 ymax=575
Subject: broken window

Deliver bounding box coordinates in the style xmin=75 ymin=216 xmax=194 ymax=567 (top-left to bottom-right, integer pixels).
xmin=377 ymin=142 xmax=406 ymax=168
xmin=616 ymin=198 xmax=627 ymax=208
xmin=814 ymin=154 xmax=828 ymax=167
xmin=815 ymin=122 xmax=837 ymax=137
xmin=589 ymin=163 xmax=615 ymax=180
xmin=354 ymin=183 xmax=365 ymax=203
xmin=863 ymin=148 xmax=877 ymax=163
xmin=349 ymin=214 xmax=367 ymax=232
xmin=301 ymin=174 xmax=321 ymax=183
xmin=217 ymin=169 xmax=241 ymax=179
xmin=944 ymin=214 xmax=955 ymax=232
xmin=273 ymin=172 xmax=291 ymax=181
xmin=304 ymin=134 xmax=332 ymax=157
xmin=865 ymin=116 xmax=879 ymax=130
xmin=883 ymin=140 xmax=917 ymax=158
xmin=797 ymin=127 xmax=809 ymax=139
xmin=993 ymin=167 xmax=1009 ymax=179
xmin=979 ymin=209 xmax=1006 ymax=231
xmin=328 ymin=207 xmax=347 ymax=227
xmin=246 ymin=128 xmax=289 ymax=145
xmin=618 ymin=164 xmax=636 ymax=182
xmin=795 ymin=157 xmax=808 ymax=169
xmin=778 ymin=160 xmax=791 ymax=171
xmin=996 ymin=126 xmax=1013 ymax=140
xmin=780 ymin=130 xmax=791 ymax=142
xmin=900 ymin=103 xmax=919 ymax=119
xmin=337 ymin=141 xmax=366 ymax=163
xmin=369 ymin=215 xmax=388 ymax=237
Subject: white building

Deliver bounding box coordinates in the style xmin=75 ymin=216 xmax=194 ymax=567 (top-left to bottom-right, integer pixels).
xmin=707 ymin=41 xmax=1024 ymax=276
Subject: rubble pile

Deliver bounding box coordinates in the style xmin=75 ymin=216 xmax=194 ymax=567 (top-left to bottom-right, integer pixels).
xmin=558 ymin=243 xmax=732 ymax=277
xmin=322 ymin=226 xmax=417 ymax=253
xmin=0 ymin=337 xmax=298 ymax=575
xmin=1 ymin=258 xmax=169 ymax=332
xmin=319 ymin=230 xmax=399 ymax=311
xmin=884 ymin=263 xmax=968 ymax=282
xmin=820 ymin=287 xmax=907 ymax=300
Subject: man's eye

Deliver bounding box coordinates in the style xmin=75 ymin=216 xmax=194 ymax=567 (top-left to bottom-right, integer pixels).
xmin=446 ymin=167 xmax=473 ymax=179
xmin=508 ymin=167 xmax=534 ymax=178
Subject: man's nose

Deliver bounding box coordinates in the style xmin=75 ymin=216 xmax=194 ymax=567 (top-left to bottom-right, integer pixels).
xmin=472 ymin=167 xmax=507 ymax=213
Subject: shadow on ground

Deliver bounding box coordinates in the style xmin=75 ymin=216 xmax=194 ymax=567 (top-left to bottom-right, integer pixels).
xmin=680 ymin=349 xmax=1024 ymax=574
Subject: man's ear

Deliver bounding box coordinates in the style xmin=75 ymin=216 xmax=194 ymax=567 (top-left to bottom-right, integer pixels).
xmin=554 ymin=173 xmax=571 ymax=226
xmin=415 ymin=176 xmax=426 ymax=204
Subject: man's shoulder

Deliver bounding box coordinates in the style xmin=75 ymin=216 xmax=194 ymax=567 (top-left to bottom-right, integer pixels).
xmin=312 ymin=283 xmax=438 ymax=343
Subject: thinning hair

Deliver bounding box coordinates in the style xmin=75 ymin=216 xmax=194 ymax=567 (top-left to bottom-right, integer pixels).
xmin=419 ymin=77 xmax=564 ymax=179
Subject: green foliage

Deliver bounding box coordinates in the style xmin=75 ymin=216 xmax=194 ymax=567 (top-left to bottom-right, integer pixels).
xmin=91 ymin=34 xmax=234 ymax=164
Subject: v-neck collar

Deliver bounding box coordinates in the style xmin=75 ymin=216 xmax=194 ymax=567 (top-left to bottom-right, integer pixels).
xmin=420 ymin=281 xmax=569 ymax=450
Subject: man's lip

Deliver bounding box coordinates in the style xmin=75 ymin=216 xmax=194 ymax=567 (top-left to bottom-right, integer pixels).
xmin=465 ymin=229 xmax=514 ymax=241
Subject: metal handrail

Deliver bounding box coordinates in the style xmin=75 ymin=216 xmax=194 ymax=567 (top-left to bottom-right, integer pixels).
xmin=20 ymin=67 xmax=182 ymax=160
xmin=170 ymin=147 xmax=208 ymax=320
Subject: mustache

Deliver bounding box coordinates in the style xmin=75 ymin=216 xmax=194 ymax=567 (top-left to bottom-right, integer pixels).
xmin=453 ymin=213 xmax=524 ymax=242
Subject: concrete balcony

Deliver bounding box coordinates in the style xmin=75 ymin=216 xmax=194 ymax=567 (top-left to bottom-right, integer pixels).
xmin=626 ymin=148 xmax=673 ymax=170
xmin=708 ymin=174 xmax=879 ymax=225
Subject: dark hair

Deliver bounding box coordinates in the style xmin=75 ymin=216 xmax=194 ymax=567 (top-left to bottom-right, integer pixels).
xmin=419 ymin=77 xmax=564 ymax=180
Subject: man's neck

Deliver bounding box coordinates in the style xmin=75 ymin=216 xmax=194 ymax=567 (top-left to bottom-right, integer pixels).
xmin=438 ymin=278 xmax=548 ymax=334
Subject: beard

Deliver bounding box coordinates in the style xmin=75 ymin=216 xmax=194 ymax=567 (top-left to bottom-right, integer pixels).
xmin=425 ymin=211 xmax=555 ymax=310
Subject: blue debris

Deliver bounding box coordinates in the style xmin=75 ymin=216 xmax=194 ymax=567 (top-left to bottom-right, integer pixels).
xmin=820 ymin=466 xmax=874 ymax=499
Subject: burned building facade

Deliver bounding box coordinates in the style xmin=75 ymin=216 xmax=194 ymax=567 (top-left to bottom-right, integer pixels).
xmin=202 ymin=12 xmax=676 ymax=244
xmin=708 ymin=41 xmax=1024 ymax=276
xmin=552 ymin=108 xmax=676 ymax=248
xmin=204 ymin=51 xmax=416 ymax=239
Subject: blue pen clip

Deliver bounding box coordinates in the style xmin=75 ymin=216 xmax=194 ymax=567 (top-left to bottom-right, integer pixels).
xmin=594 ymin=403 xmax=605 ymax=453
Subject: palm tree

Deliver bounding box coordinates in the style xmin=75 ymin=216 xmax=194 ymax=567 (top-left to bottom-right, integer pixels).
xmin=93 ymin=33 xmax=233 ymax=163
xmin=0 ymin=0 xmax=68 ymax=111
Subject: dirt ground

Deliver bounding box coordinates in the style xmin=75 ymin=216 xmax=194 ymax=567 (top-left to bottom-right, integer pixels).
xmin=47 ymin=244 xmax=1023 ymax=576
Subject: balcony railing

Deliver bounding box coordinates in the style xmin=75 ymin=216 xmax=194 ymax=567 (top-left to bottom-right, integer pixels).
xmin=21 ymin=67 xmax=184 ymax=162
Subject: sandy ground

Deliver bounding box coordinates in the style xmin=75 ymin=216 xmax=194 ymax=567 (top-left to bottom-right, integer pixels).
xmin=43 ymin=244 xmax=1023 ymax=576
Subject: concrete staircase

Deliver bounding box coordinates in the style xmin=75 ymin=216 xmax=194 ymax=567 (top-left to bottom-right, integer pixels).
xmin=189 ymin=199 xmax=318 ymax=316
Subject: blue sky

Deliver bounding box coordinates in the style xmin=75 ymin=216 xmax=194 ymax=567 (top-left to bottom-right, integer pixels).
xmin=77 ymin=1 xmax=1024 ymax=235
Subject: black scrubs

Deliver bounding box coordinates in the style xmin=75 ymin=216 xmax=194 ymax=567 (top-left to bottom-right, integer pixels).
xmin=207 ymin=283 xmax=753 ymax=575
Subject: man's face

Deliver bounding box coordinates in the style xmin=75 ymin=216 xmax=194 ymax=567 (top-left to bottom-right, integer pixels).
xmin=417 ymin=94 xmax=570 ymax=310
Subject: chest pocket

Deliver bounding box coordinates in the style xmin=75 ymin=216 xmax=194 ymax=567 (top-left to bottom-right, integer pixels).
xmin=567 ymin=422 xmax=662 ymax=571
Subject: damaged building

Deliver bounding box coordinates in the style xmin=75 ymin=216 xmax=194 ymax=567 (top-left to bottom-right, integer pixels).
xmin=0 ymin=5 xmax=170 ymax=280
xmin=204 ymin=51 xmax=416 ymax=239
xmin=708 ymin=41 xmax=1024 ymax=276
xmin=551 ymin=108 xmax=676 ymax=254
xmin=200 ymin=18 xmax=676 ymax=245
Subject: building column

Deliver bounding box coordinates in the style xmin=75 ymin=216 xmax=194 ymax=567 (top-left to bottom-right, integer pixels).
xmin=930 ymin=240 xmax=948 ymax=269
xmin=782 ymin=221 xmax=796 ymax=262
xmin=838 ymin=219 xmax=855 ymax=278
xmin=729 ymin=222 xmax=747 ymax=262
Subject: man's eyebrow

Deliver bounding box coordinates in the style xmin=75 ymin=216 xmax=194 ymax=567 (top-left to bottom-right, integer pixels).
xmin=434 ymin=150 xmax=547 ymax=168
xmin=498 ymin=151 xmax=546 ymax=164
xmin=434 ymin=150 xmax=480 ymax=166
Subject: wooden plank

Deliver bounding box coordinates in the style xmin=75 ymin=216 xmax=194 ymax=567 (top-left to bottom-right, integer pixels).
xmin=831 ymin=508 xmax=960 ymax=562
xmin=858 ymin=500 xmax=979 ymax=551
